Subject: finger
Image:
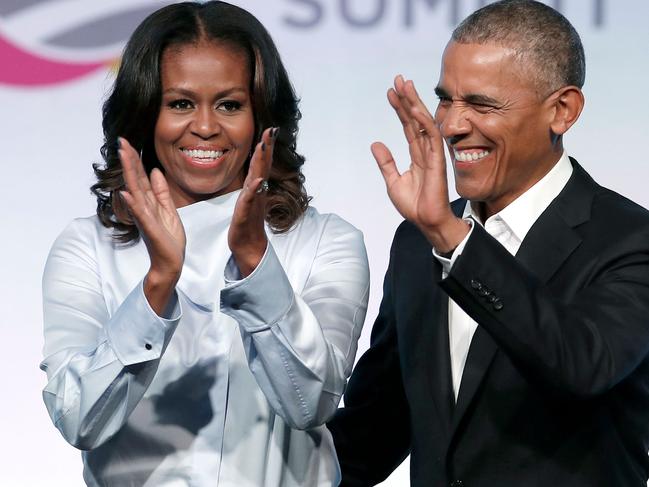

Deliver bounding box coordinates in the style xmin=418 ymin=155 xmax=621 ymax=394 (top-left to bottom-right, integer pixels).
xmin=404 ymin=81 xmax=440 ymax=143
xmin=245 ymin=127 xmax=274 ymax=188
xmin=119 ymin=138 xmax=154 ymax=206
xmin=150 ymin=168 xmax=175 ymax=212
xmin=119 ymin=139 xmax=144 ymax=201
xmin=388 ymin=85 xmax=418 ymax=145
xmin=403 ymin=79 xmax=431 ymax=111
xmin=264 ymin=127 xmax=277 ymax=178
xmin=118 ymin=189 xmax=143 ymax=229
xmin=371 ymin=142 xmax=401 ymax=189
xmin=409 ymin=107 xmax=448 ymax=174
xmin=389 ymin=83 xmax=426 ymax=155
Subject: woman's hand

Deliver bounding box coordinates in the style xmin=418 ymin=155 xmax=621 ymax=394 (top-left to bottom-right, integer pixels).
xmin=118 ymin=138 xmax=186 ymax=315
xmin=228 ymin=127 xmax=277 ymax=278
xmin=372 ymin=75 xmax=469 ymax=253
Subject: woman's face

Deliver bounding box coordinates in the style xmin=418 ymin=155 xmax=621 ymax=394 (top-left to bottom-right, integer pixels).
xmin=154 ymin=40 xmax=255 ymax=208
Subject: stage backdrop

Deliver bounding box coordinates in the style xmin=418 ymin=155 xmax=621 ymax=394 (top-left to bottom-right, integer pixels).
xmin=1 ymin=1 xmax=647 ymax=485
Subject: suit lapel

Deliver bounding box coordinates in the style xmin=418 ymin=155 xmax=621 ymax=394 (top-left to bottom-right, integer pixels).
xmin=515 ymin=159 xmax=593 ymax=280
xmin=448 ymin=159 xmax=595 ymax=435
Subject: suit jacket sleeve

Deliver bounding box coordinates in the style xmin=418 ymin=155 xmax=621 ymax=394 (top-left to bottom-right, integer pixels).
xmin=441 ymin=216 xmax=649 ymax=397
xmin=328 ymin=227 xmax=411 ymax=486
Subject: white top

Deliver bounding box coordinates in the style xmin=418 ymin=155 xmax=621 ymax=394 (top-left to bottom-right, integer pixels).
xmin=41 ymin=190 xmax=370 ymax=487
xmin=435 ymin=152 xmax=573 ymax=398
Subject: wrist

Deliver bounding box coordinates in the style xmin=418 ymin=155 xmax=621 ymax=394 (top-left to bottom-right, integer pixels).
xmin=144 ymin=268 xmax=180 ymax=316
xmin=232 ymin=240 xmax=268 ymax=278
xmin=423 ymin=218 xmax=470 ymax=254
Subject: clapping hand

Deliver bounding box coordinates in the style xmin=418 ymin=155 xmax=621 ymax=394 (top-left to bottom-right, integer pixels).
xmin=372 ymin=75 xmax=469 ymax=253
xmin=228 ymin=127 xmax=278 ymax=277
xmin=118 ymin=138 xmax=186 ymax=315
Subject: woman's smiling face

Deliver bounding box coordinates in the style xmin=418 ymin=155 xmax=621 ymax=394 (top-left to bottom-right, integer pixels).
xmin=154 ymin=40 xmax=255 ymax=208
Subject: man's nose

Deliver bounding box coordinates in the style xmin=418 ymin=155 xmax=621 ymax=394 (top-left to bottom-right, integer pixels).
xmin=191 ymin=107 xmax=220 ymax=139
xmin=438 ymin=103 xmax=471 ymax=141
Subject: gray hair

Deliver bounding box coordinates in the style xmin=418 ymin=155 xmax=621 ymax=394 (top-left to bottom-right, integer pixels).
xmin=452 ymin=0 xmax=585 ymax=95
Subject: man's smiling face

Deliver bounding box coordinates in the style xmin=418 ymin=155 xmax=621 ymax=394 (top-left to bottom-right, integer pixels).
xmin=435 ymin=41 xmax=560 ymax=219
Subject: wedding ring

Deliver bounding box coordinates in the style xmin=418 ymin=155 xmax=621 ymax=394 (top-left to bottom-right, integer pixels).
xmin=256 ymin=180 xmax=270 ymax=194
xmin=418 ymin=127 xmax=427 ymax=136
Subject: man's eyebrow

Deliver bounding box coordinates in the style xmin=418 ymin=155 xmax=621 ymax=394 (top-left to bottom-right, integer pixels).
xmin=434 ymin=86 xmax=502 ymax=107
xmin=434 ymin=86 xmax=450 ymax=98
xmin=463 ymin=93 xmax=502 ymax=106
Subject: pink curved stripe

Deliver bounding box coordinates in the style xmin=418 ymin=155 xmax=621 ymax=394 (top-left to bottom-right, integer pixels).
xmin=0 ymin=34 xmax=107 ymax=86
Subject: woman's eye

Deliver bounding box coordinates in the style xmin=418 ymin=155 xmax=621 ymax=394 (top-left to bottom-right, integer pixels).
xmin=218 ymin=100 xmax=242 ymax=112
xmin=168 ymin=99 xmax=193 ymax=110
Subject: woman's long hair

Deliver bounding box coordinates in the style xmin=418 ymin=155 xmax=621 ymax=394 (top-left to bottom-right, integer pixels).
xmin=92 ymin=1 xmax=310 ymax=242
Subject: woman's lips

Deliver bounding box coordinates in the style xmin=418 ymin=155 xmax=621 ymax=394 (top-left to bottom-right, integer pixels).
xmin=180 ymin=147 xmax=227 ymax=167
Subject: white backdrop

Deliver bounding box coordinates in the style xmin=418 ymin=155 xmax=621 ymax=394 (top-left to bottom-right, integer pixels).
xmin=1 ymin=1 xmax=648 ymax=485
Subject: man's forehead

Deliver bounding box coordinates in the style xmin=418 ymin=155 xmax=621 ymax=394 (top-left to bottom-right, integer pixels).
xmin=437 ymin=41 xmax=535 ymax=97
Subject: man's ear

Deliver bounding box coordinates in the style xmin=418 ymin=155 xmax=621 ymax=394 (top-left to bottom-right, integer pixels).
xmin=548 ymin=86 xmax=585 ymax=136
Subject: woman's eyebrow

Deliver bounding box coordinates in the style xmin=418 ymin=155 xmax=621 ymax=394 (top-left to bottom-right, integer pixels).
xmin=161 ymin=87 xmax=247 ymax=97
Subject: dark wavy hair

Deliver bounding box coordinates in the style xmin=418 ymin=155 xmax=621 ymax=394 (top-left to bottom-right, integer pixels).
xmin=91 ymin=1 xmax=310 ymax=242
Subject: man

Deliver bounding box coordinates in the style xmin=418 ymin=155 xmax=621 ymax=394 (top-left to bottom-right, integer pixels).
xmin=327 ymin=1 xmax=649 ymax=486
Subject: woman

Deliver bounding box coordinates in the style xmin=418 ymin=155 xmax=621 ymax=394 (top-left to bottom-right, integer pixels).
xmin=40 ymin=2 xmax=369 ymax=486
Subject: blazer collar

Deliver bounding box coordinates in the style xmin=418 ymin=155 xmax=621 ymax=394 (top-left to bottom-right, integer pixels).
xmin=514 ymin=158 xmax=594 ymax=282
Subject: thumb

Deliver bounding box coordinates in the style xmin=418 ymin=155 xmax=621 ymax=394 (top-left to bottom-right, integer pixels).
xmin=371 ymin=142 xmax=400 ymax=189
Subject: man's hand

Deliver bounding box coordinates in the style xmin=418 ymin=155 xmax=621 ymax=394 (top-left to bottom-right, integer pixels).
xmin=373 ymin=75 xmax=469 ymax=253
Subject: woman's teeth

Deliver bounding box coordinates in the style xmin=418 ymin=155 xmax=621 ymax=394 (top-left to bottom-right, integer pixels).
xmin=182 ymin=149 xmax=224 ymax=159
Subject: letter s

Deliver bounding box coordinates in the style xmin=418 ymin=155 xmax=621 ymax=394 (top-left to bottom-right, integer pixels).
xmin=283 ymin=0 xmax=324 ymax=28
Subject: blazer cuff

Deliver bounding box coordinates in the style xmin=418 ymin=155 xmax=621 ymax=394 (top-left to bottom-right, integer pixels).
xmin=220 ymin=242 xmax=293 ymax=333
xmin=105 ymin=280 xmax=181 ymax=366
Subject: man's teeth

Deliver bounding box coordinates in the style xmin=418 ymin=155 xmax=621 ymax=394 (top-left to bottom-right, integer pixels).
xmin=182 ymin=149 xmax=224 ymax=159
xmin=453 ymin=149 xmax=490 ymax=162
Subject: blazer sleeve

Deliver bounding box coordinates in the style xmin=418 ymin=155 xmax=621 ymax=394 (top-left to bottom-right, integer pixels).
xmin=221 ymin=214 xmax=370 ymax=430
xmin=441 ymin=220 xmax=649 ymax=397
xmin=327 ymin=229 xmax=411 ymax=487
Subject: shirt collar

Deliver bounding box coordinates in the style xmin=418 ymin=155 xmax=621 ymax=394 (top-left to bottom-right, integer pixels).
xmin=462 ymin=151 xmax=573 ymax=242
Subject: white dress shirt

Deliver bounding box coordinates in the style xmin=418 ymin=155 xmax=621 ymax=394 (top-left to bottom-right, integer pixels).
xmin=41 ymin=190 xmax=370 ymax=487
xmin=435 ymin=152 xmax=573 ymax=399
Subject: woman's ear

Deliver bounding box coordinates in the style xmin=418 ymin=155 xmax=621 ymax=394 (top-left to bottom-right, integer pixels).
xmin=548 ymin=85 xmax=585 ymax=136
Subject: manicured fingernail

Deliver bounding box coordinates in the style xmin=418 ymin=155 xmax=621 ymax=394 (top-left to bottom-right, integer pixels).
xmin=117 ymin=137 xmax=123 ymax=149
xmin=261 ymin=142 xmax=266 ymax=151
xmin=272 ymin=127 xmax=279 ymax=138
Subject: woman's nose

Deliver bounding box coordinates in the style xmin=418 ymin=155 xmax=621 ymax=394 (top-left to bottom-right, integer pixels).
xmin=191 ymin=107 xmax=220 ymax=139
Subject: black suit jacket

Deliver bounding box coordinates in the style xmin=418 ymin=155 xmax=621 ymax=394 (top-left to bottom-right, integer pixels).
xmin=328 ymin=161 xmax=649 ymax=487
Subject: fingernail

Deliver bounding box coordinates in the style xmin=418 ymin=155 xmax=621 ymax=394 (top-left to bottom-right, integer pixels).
xmin=117 ymin=137 xmax=123 ymax=149
xmin=261 ymin=142 xmax=266 ymax=151
xmin=272 ymin=127 xmax=280 ymax=138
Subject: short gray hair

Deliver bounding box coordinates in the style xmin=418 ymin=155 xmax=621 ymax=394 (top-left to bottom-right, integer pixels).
xmin=452 ymin=0 xmax=585 ymax=95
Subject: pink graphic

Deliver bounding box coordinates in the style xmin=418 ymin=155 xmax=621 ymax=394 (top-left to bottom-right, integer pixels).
xmin=0 ymin=34 xmax=110 ymax=86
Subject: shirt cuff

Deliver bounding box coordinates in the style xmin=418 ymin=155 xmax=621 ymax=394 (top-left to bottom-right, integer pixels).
xmin=220 ymin=242 xmax=293 ymax=333
xmin=105 ymin=280 xmax=181 ymax=366
xmin=432 ymin=218 xmax=475 ymax=275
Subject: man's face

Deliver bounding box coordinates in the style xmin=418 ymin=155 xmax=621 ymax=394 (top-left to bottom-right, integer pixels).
xmin=435 ymin=41 xmax=558 ymax=218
